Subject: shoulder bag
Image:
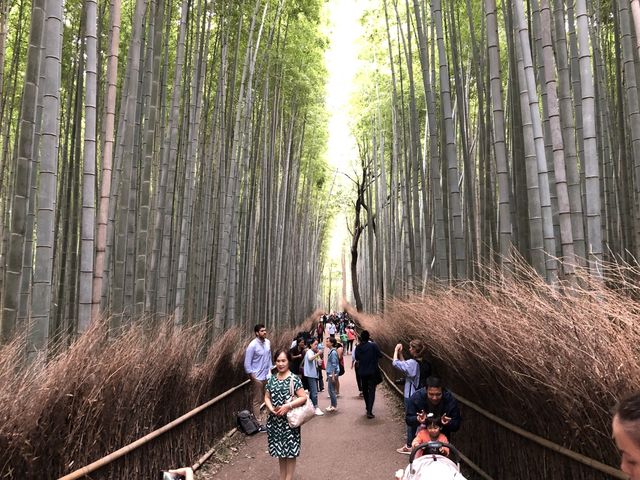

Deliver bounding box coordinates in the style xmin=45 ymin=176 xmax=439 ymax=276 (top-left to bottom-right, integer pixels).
xmin=286 ymin=375 xmax=315 ymax=428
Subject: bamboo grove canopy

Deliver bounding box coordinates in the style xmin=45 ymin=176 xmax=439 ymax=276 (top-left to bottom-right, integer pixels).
xmin=3 ymin=0 xmax=640 ymax=349
xmin=346 ymin=0 xmax=640 ymax=311
xmin=0 ymin=0 xmax=333 ymax=355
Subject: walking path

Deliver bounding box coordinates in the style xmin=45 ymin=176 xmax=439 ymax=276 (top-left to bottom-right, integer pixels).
xmin=203 ymin=355 xmax=407 ymax=479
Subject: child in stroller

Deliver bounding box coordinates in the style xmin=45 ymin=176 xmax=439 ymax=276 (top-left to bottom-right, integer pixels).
xmin=412 ymin=413 xmax=449 ymax=458
xmin=394 ymin=414 xmax=467 ymax=480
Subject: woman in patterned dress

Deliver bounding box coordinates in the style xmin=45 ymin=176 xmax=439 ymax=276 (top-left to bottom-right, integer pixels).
xmin=264 ymin=349 xmax=308 ymax=480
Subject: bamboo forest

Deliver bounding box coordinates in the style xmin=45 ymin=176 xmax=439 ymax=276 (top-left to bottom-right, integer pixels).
xmin=2 ymin=0 xmax=640 ymax=478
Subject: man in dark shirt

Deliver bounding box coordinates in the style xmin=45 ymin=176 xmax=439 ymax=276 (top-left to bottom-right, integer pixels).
xmin=406 ymin=376 xmax=461 ymax=438
xmin=353 ymin=330 xmax=382 ymax=418
xmin=289 ymin=337 xmax=305 ymax=376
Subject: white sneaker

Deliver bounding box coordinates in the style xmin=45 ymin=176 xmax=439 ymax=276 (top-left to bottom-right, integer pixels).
xmin=326 ymin=406 xmax=337 ymax=412
xmin=314 ymin=407 xmax=325 ymax=416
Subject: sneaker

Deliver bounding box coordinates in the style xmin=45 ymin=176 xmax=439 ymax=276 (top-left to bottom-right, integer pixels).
xmin=314 ymin=407 xmax=325 ymax=416
xmin=337 ymin=393 xmax=341 ymax=398
xmin=358 ymin=392 xmax=363 ymax=397
xmin=326 ymin=406 xmax=337 ymax=412
xmin=366 ymin=412 xmax=375 ymax=419
xmin=396 ymin=446 xmax=411 ymax=455
xmin=258 ymin=425 xmax=268 ymax=433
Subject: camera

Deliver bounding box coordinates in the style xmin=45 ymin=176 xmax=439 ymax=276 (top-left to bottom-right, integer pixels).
xmin=161 ymin=472 xmax=185 ymax=480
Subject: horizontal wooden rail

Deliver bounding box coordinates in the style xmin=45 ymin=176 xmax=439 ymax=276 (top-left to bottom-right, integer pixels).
xmin=378 ymin=351 xmax=626 ymax=479
xmin=58 ymin=379 xmax=251 ymax=480
xmin=192 ymin=426 xmax=239 ymax=470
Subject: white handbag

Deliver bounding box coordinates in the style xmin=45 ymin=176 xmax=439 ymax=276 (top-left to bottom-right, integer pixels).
xmin=286 ymin=376 xmax=315 ymax=428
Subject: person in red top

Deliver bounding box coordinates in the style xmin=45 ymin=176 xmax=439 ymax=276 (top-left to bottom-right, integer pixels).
xmin=346 ymin=326 xmax=356 ymax=354
xmin=411 ymin=413 xmax=450 ymax=459
xmin=317 ymin=319 xmax=324 ymax=341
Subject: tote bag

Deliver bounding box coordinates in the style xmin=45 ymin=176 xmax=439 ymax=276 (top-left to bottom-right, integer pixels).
xmin=286 ymin=376 xmax=315 ymax=428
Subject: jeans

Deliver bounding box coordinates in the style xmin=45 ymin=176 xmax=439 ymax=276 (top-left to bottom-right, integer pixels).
xmin=404 ymin=397 xmax=417 ymax=447
xmin=306 ymin=375 xmax=319 ymax=407
xmin=327 ymin=374 xmax=337 ymax=407
xmin=360 ymin=374 xmax=377 ymax=414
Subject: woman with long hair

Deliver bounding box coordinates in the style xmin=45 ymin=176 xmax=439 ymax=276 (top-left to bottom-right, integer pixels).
xmin=264 ymin=349 xmax=308 ymax=480
xmin=392 ymin=339 xmax=429 ymax=454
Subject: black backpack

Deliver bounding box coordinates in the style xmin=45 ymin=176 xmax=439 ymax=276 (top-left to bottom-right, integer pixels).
xmin=236 ymin=410 xmax=261 ymax=435
xmin=417 ymin=358 xmax=432 ymax=389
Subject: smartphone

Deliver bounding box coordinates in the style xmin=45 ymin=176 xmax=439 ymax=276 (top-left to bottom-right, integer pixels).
xmin=161 ymin=472 xmax=185 ymax=480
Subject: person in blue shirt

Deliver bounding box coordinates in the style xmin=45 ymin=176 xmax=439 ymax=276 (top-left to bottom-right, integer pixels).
xmin=393 ymin=339 xmax=427 ymax=454
xmin=244 ymin=324 xmax=272 ymax=430
xmin=325 ymin=337 xmax=340 ymax=412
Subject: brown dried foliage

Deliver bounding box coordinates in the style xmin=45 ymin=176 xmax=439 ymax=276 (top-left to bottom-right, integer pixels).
xmin=347 ymin=262 xmax=640 ymax=478
xmin=0 ymin=318 xmax=254 ymax=479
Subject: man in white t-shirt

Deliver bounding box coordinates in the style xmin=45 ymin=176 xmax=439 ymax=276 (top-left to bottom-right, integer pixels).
xmin=326 ymin=319 xmax=336 ymax=337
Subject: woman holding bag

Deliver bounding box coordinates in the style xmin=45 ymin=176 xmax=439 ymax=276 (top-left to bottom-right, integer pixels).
xmin=265 ymin=349 xmax=307 ymax=480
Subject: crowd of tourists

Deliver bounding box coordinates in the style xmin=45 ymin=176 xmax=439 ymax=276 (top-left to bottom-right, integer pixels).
xmin=240 ymin=316 xmax=640 ymax=480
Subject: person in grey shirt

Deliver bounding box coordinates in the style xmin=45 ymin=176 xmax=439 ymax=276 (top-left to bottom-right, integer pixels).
xmin=244 ymin=324 xmax=272 ymax=430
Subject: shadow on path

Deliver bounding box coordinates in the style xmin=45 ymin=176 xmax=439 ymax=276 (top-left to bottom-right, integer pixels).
xmin=204 ymin=357 xmax=407 ymax=479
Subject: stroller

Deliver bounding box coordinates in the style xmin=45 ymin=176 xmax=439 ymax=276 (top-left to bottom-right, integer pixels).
xmin=395 ymin=441 xmax=468 ymax=480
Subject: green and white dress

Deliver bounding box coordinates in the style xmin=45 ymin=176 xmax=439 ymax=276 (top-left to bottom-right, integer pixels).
xmin=265 ymin=373 xmax=303 ymax=458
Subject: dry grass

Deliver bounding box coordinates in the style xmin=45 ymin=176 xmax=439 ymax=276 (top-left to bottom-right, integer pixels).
xmin=0 ymin=312 xmax=320 ymax=479
xmin=347 ymin=261 xmax=640 ymax=478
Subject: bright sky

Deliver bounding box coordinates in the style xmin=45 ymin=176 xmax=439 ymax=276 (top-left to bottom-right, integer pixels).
xmin=322 ymin=0 xmax=369 ymax=266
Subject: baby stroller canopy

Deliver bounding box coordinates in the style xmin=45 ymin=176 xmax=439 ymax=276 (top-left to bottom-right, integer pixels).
xmin=396 ymin=442 xmax=468 ymax=480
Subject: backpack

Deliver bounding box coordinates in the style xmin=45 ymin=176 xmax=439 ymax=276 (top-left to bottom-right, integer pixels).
xmin=417 ymin=359 xmax=432 ymax=389
xmin=236 ymin=410 xmax=261 ymax=435
xmin=336 ymin=343 xmax=346 ymax=375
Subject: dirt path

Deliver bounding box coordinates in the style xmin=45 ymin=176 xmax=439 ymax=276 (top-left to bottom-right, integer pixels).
xmin=200 ymin=355 xmax=408 ymax=480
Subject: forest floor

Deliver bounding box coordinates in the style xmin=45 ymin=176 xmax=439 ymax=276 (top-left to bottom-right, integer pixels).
xmin=197 ymin=355 xmax=408 ymax=480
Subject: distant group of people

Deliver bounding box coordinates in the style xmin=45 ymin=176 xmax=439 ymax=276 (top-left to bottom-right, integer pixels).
xmin=240 ymin=317 xmax=462 ymax=479
xmin=242 ymin=314 xmax=356 ymax=480
xmin=316 ymin=312 xmax=357 ymax=353
xmin=240 ymin=314 xmax=462 ymax=480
